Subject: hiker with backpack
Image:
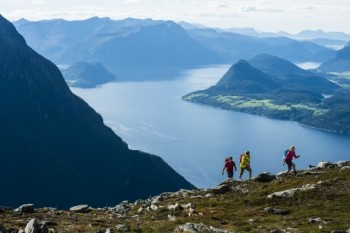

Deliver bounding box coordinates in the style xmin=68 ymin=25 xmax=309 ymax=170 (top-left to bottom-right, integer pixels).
xmin=239 ymin=151 xmax=252 ymax=180
xmin=283 ymin=146 xmax=301 ymax=176
xmin=222 ymin=156 xmax=237 ymax=178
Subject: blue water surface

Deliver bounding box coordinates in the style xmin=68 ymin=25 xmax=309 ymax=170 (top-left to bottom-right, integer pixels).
xmin=71 ymin=65 xmax=350 ymax=188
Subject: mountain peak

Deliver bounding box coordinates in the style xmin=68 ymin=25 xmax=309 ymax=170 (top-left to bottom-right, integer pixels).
xmin=0 ymin=15 xmax=27 ymax=45
xmin=336 ymin=41 xmax=350 ymax=59
xmin=0 ymin=15 xmax=194 ymax=208
xmin=248 ymin=53 xmax=312 ymax=77
xmin=215 ymin=59 xmax=278 ymax=93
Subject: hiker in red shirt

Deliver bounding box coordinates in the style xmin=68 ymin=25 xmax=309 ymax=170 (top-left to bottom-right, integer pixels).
xmin=222 ymin=156 xmax=237 ymax=178
xmin=283 ymin=146 xmax=301 ymax=176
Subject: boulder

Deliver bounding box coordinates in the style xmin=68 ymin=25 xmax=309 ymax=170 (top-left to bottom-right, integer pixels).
xmin=336 ymin=161 xmax=350 ymax=167
xmin=341 ymin=166 xmax=350 ymax=171
xmin=151 ymin=195 xmax=163 ymax=204
xmin=210 ymin=184 xmax=230 ymax=195
xmin=110 ymin=203 xmax=130 ymax=214
xmin=264 ymin=207 xmax=290 ymax=215
xmin=168 ymin=214 xmax=177 ymax=222
xmin=308 ymin=217 xmax=323 ymax=223
xmin=69 ymin=204 xmax=90 ymax=213
xmin=24 ymin=219 xmax=40 ymax=233
xmin=40 ymin=223 xmax=48 ymax=233
xmin=317 ymin=161 xmax=335 ymax=169
xmin=150 ymin=204 xmax=158 ymax=211
xmin=168 ymin=203 xmax=183 ymax=211
xmin=174 ymin=222 xmax=232 ymax=233
xmin=252 ymin=172 xmax=276 ymax=182
xmin=15 ymin=204 xmax=35 ymax=214
xmin=116 ymin=224 xmax=129 ymax=232
xmin=204 ymin=193 xmax=214 ymax=198
xmin=232 ymin=185 xmax=249 ymax=194
xmin=267 ymin=184 xmax=317 ymax=198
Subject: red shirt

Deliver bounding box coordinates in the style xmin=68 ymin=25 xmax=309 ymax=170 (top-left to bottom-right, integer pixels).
xmin=285 ymin=150 xmax=298 ymax=161
xmin=225 ymin=161 xmax=235 ymax=172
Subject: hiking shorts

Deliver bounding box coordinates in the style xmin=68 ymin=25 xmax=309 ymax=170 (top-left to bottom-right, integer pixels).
xmin=240 ymin=165 xmax=252 ymax=173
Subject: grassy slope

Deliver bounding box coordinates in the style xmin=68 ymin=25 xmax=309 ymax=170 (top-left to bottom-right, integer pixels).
xmin=1 ymin=166 xmax=350 ymax=232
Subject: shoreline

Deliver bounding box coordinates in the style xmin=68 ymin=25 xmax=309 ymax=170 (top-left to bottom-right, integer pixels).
xmin=183 ymin=98 xmax=350 ymax=136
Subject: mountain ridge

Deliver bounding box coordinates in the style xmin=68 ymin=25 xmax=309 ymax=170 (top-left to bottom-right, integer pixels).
xmin=318 ymin=41 xmax=350 ymax=72
xmin=0 ymin=160 xmax=349 ymax=232
xmin=14 ymin=17 xmax=337 ymax=82
xmin=0 ymin=14 xmax=194 ymax=208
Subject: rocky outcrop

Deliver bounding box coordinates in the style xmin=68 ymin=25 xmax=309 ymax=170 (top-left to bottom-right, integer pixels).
xmin=267 ymin=184 xmax=317 ymax=198
xmin=0 ymin=160 xmax=349 ymax=233
xmin=174 ymin=223 xmax=233 ymax=233
xmin=69 ymin=205 xmax=90 ymax=213
xmin=252 ymin=172 xmax=276 ymax=182
xmin=15 ymin=204 xmax=35 ymax=214
xmin=264 ymin=206 xmax=290 ymax=215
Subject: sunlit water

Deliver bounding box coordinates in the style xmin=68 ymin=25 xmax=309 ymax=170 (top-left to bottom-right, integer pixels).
xmin=71 ymin=65 xmax=350 ymax=188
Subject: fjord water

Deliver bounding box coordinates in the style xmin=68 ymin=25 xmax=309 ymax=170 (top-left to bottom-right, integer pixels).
xmin=71 ymin=65 xmax=350 ymax=188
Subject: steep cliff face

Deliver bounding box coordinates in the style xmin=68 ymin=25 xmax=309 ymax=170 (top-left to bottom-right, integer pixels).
xmin=0 ymin=15 xmax=194 ymax=208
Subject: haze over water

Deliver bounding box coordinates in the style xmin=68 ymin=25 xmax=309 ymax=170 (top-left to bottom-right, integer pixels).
xmin=72 ymin=65 xmax=350 ymax=188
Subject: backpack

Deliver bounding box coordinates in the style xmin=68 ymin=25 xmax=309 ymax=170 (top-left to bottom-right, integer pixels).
xmin=239 ymin=154 xmax=244 ymax=163
xmin=283 ymin=149 xmax=289 ymax=160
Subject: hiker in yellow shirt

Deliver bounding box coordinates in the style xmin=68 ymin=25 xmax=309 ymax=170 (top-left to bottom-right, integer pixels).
xmin=239 ymin=150 xmax=252 ymax=180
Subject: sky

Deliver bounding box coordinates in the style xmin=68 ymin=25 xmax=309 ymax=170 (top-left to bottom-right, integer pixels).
xmin=1 ymin=0 xmax=350 ymax=33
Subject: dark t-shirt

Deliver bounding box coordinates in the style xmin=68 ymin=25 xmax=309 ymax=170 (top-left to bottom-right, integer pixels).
xmin=225 ymin=161 xmax=235 ymax=172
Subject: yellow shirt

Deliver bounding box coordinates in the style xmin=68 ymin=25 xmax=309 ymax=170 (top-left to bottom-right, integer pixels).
xmin=240 ymin=155 xmax=250 ymax=168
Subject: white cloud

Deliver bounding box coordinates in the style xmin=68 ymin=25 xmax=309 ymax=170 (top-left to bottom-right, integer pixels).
xmin=124 ymin=0 xmax=139 ymax=4
xmin=2 ymin=0 xmax=350 ymax=33
xmin=32 ymin=0 xmax=44 ymax=5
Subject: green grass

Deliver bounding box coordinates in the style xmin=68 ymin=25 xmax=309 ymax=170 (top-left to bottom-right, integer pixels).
xmin=1 ymin=167 xmax=350 ymax=232
xmin=212 ymin=95 xmax=325 ymax=115
xmin=183 ymin=93 xmax=208 ymax=101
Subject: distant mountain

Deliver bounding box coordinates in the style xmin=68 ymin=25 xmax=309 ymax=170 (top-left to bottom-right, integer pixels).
xmin=309 ymin=38 xmax=347 ymax=50
xmin=0 ymin=15 xmax=194 ymax=208
xmin=295 ymin=30 xmax=350 ymax=41
xmin=14 ymin=18 xmax=339 ymax=81
xmin=211 ymin=60 xmax=279 ymax=94
xmin=248 ymin=54 xmax=338 ymax=94
xmin=61 ymin=62 xmax=116 ymax=88
xmin=183 ymin=54 xmax=349 ymax=133
xmin=14 ymin=17 xmax=222 ymax=81
xmin=219 ymin=27 xmax=278 ymax=38
xmin=248 ymin=53 xmax=313 ymax=77
xmin=216 ymin=28 xmax=348 ymax=49
xmin=13 ymin=17 xmax=160 ymax=58
xmin=215 ymin=27 xmax=350 ymax=41
xmin=177 ymin=21 xmax=207 ymax=30
xmin=186 ymin=28 xmax=335 ymax=63
xmin=318 ymin=42 xmax=350 ymax=72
